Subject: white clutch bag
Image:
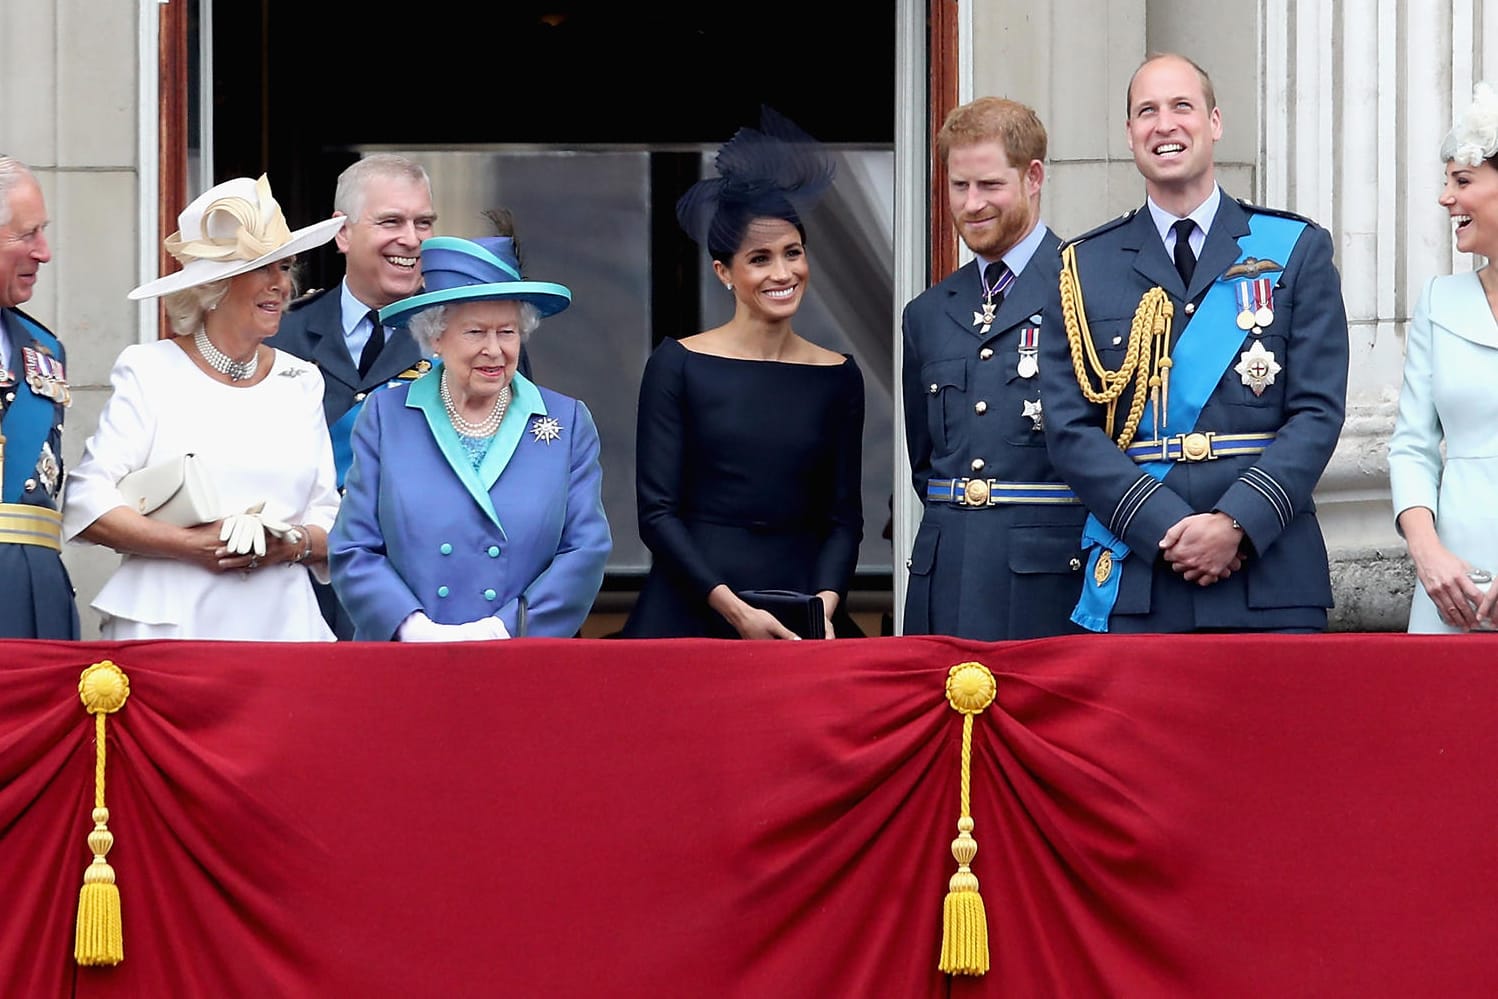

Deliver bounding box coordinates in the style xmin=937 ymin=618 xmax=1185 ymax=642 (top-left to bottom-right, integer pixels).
xmin=117 ymin=453 xmax=223 ymax=527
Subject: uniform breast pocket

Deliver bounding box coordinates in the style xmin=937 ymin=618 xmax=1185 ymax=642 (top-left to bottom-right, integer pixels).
xmin=1002 ymin=365 xmax=1049 ymax=448
xmin=920 ymin=358 xmax=968 ymax=454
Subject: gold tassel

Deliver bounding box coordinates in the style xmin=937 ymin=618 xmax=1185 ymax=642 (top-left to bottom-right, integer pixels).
xmin=939 ymin=661 xmax=997 ymax=976
xmin=75 ymin=661 xmax=130 ymax=967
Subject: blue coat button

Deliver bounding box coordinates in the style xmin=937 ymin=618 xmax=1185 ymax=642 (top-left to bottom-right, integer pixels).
xmin=487 ymin=545 xmax=500 ymax=558
xmin=483 ymin=588 xmax=497 ymax=601
xmin=439 ymin=543 xmax=453 ymax=555
xmin=437 ymin=585 xmax=450 ymax=598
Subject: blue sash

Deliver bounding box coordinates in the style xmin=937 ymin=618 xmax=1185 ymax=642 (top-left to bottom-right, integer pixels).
xmin=1072 ymin=213 xmax=1307 ymax=631
xmin=330 ymin=362 xmax=431 ymax=489
xmin=2 ymin=311 xmax=63 ymax=503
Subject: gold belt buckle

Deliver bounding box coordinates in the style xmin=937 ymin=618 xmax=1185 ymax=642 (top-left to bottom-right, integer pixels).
xmin=962 ymin=478 xmax=992 ymax=506
xmin=1178 ymin=432 xmax=1216 ymax=462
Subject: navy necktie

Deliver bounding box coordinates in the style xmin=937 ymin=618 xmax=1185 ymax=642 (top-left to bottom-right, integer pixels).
xmin=982 ymin=261 xmax=1012 ymax=303
xmin=358 ymin=309 xmax=384 ymax=378
xmin=1172 ymin=219 xmax=1197 ymax=287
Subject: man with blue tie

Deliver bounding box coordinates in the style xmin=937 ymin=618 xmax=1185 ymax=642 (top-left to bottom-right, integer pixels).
xmin=901 ymin=97 xmax=1086 ymax=640
xmin=1037 ymin=53 xmax=1349 ymax=633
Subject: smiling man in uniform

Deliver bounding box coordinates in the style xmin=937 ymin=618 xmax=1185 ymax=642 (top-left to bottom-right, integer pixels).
xmin=901 ymin=97 xmax=1086 ymax=640
xmin=1037 ymin=53 xmax=1349 ymax=634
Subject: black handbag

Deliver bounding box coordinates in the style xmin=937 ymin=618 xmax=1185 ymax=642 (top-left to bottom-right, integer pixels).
xmin=737 ymin=589 xmax=826 ymax=639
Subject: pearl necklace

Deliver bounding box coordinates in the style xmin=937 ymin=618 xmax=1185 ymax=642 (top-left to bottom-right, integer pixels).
xmin=441 ymin=371 xmax=510 ymax=438
xmin=195 ymin=330 xmax=258 ymax=382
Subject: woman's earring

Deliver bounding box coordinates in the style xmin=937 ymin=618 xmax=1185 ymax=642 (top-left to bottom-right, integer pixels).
xmin=724 ymin=283 xmax=733 ymax=292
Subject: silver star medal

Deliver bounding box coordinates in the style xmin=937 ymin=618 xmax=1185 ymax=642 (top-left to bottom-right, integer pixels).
xmin=1022 ymin=398 xmax=1045 ymax=431
xmin=529 ymin=415 xmax=564 ymax=444
xmin=36 ymin=441 xmax=61 ymax=494
xmin=1234 ymin=340 xmax=1281 ymax=397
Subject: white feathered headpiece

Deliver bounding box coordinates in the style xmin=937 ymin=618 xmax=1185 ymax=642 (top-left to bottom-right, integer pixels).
xmin=1442 ymin=82 xmax=1498 ymax=166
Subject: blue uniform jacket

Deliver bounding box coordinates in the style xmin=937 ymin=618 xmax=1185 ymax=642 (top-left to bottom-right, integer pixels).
xmin=268 ymin=285 xmax=424 ymax=431
xmin=1037 ymin=193 xmax=1348 ymax=632
xmin=328 ymin=367 xmax=611 ymax=641
xmin=900 ymin=228 xmax=1085 ymax=640
xmin=0 ymin=308 xmax=78 ymax=638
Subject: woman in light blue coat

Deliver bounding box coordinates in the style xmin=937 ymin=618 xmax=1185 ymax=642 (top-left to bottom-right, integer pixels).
xmin=1390 ymin=83 xmax=1498 ymax=633
xmin=329 ymin=231 xmax=610 ymax=640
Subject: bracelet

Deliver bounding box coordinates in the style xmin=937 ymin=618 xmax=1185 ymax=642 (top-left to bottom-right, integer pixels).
xmin=290 ymin=524 xmax=314 ymax=564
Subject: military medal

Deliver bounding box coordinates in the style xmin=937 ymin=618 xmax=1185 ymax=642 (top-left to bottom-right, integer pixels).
xmin=1017 ymin=326 xmax=1040 ymax=378
xmin=21 ymin=346 xmax=69 ymax=405
xmin=1234 ymin=340 xmax=1281 ymax=396
xmin=1235 ymin=281 xmax=1257 ymax=330
xmin=972 ymin=301 xmax=997 ymax=334
xmin=972 ymin=263 xmax=1015 ymax=334
xmin=1094 ymin=549 xmax=1114 ymax=585
xmin=1253 ymin=277 xmax=1275 ymax=328
xmin=1022 ymin=398 xmax=1044 ymax=431
xmin=36 ymin=440 xmax=60 ymax=495
xmin=529 ymin=415 xmax=563 ymax=444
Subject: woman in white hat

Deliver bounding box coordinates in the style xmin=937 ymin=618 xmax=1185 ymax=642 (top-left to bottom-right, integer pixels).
xmin=62 ymin=175 xmax=344 ymax=640
xmin=1389 ymin=83 xmax=1498 ymax=633
xmin=327 ymin=225 xmax=610 ymax=641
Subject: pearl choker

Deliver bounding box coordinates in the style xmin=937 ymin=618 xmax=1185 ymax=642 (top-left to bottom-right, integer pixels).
xmin=195 ymin=330 xmax=259 ymax=382
xmin=441 ymin=371 xmax=510 ymax=438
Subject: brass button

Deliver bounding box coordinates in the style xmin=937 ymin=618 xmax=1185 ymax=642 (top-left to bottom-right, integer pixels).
xmin=974 ymin=401 xmax=988 ymax=414
xmin=23 ymin=478 xmax=36 ymax=492
xmin=1184 ymin=302 xmax=1196 ymax=315
xmin=928 ymin=383 xmax=939 ymax=394
xmin=1069 ymin=557 xmax=1082 ymax=571
xmin=979 ymin=348 xmax=994 ymax=360
xmin=970 ymin=458 xmax=985 ymax=472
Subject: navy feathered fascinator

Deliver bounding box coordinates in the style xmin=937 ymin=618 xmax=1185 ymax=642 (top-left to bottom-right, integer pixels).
xmin=675 ymin=106 xmax=836 ymax=259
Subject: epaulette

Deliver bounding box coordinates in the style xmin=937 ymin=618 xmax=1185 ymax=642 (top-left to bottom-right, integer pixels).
xmin=1235 ymin=199 xmax=1320 ymax=227
xmin=287 ymin=285 xmax=331 ymax=311
xmin=1059 ymin=209 xmax=1137 ymax=251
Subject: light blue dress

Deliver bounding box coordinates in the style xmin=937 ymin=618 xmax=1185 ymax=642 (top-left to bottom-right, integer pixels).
xmin=1388 ymin=272 xmax=1498 ymax=633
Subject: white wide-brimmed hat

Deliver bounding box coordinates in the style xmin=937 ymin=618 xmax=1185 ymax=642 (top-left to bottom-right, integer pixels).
xmin=127 ymin=175 xmax=344 ymax=300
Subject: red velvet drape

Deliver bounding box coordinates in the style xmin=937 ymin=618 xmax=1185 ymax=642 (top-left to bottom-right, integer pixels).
xmin=2 ymin=635 xmax=1495 ymax=997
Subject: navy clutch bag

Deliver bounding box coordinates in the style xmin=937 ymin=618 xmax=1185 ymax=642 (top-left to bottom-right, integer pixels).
xmin=737 ymin=589 xmax=826 ymax=639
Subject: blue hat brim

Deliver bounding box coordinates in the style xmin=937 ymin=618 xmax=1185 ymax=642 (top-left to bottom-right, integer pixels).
xmin=379 ymin=281 xmax=572 ymax=327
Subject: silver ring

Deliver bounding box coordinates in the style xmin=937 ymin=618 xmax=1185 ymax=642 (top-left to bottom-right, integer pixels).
xmin=247 ymin=557 xmax=260 ymax=570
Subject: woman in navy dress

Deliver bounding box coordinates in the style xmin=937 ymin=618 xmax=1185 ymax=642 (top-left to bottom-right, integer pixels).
xmin=623 ymin=109 xmax=864 ymax=639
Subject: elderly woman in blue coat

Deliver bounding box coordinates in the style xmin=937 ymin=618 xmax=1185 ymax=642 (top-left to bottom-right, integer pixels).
xmin=328 ymin=233 xmax=610 ymax=640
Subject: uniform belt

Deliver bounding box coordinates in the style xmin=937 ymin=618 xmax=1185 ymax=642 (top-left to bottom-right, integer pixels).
xmin=0 ymin=503 xmax=62 ymax=551
xmin=927 ymin=478 xmax=1079 ymax=507
xmin=1125 ymin=432 xmax=1277 ymax=464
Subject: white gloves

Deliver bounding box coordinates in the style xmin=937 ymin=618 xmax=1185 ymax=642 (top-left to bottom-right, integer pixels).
xmin=396 ymin=611 xmax=511 ymax=643
xmin=219 ymin=501 xmax=303 ymax=556
xmin=219 ymin=510 xmax=268 ymax=556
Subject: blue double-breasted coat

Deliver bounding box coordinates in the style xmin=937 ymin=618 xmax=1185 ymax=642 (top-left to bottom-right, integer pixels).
xmin=328 ymin=366 xmax=610 ymax=640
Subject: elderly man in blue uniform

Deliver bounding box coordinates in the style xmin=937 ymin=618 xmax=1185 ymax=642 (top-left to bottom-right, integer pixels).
xmin=1038 ymin=53 xmax=1348 ymax=633
xmin=901 ymin=97 xmax=1085 ymax=640
xmin=0 ymin=157 xmax=79 ymax=638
